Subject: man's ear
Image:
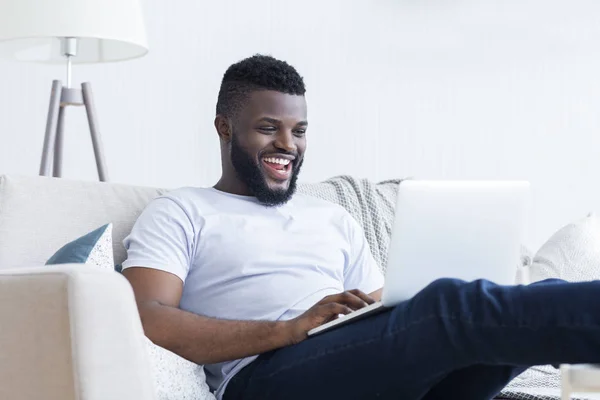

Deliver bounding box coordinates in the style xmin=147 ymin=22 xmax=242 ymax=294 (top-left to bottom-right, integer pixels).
xmin=214 ymin=115 xmax=232 ymax=143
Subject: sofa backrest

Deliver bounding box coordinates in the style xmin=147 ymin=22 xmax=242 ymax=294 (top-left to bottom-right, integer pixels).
xmin=0 ymin=175 xmax=167 ymax=269
xmin=0 ymin=175 xmax=531 ymax=282
xmin=0 ymin=174 xmax=403 ymax=271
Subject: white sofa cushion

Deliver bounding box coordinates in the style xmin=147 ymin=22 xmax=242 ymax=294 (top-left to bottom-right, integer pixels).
xmin=0 ymin=175 xmax=167 ymax=269
xmin=146 ymin=337 xmax=215 ymax=400
xmin=528 ymin=212 xmax=600 ymax=283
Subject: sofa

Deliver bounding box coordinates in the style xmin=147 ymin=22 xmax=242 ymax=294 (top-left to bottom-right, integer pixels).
xmin=0 ymin=174 xmax=407 ymax=399
xmin=0 ymin=173 xmax=574 ymax=400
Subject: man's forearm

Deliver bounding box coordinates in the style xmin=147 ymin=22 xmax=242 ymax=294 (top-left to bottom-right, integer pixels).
xmin=140 ymin=301 xmax=293 ymax=365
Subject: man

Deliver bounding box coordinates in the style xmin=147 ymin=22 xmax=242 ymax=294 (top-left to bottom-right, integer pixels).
xmin=122 ymin=55 xmax=600 ymax=400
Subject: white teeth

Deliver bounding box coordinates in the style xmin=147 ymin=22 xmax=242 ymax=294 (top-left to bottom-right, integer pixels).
xmin=264 ymin=157 xmax=290 ymax=165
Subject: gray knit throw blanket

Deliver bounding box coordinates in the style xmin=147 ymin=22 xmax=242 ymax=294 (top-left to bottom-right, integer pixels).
xmin=298 ymin=175 xmax=584 ymax=400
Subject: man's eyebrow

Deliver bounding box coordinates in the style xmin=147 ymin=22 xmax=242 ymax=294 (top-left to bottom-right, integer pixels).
xmin=258 ymin=117 xmax=308 ymax=127
xmin=258 ymin=117 xmax=281 ymax=124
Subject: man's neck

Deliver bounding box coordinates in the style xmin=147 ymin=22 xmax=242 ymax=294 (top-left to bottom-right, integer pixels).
xmin=213 ymin=177 xmax=252 ymax=197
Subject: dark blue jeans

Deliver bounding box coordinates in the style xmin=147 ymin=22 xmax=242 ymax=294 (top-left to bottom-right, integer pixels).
xmin=224 ymin=278 xmax=600 ymax=400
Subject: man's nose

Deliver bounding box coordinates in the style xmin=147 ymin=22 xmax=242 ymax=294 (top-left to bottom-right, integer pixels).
xmin=274 ymin=131 xmax=297 ymax=153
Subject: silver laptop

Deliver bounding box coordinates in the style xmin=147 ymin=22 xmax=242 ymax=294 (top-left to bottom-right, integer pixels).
xmin=307 ymin=180 xmax=531 ymax=337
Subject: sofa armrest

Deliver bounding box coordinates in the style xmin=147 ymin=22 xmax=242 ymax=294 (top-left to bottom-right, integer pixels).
xmin=0 ymin=264 xmax=156 ymax=400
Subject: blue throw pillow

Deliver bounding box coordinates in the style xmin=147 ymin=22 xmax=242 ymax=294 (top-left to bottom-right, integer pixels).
xmin=46 ymin=223 xmax=114 ymax=270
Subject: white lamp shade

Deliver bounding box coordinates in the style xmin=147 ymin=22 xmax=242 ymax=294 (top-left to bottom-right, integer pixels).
xmin=0 ymin=0 xmax=148 ymax=63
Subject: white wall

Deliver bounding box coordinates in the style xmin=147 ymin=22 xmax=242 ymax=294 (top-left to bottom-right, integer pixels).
xmin=1 ymin=0 xmax=599 ymax=251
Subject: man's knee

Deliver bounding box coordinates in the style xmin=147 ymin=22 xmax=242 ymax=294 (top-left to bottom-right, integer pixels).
xmin=422 ymin=278 xmax=466 ymax=296
xmin=400 ymin=278 xmax=468 ymax=312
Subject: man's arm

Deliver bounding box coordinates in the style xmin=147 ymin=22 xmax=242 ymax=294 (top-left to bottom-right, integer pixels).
xmin=123 ymin=267 xmax=373 ymax=365
xmin=123 ymin=267 xmax=294 ymax=365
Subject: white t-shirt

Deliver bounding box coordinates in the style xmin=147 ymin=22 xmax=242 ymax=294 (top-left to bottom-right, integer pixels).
xmin=121 ymin=187 xmax=384 ymax=399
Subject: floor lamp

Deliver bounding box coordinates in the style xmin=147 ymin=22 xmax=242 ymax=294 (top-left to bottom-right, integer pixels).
xmin=0 ymin=0 xmax=148 ymax=182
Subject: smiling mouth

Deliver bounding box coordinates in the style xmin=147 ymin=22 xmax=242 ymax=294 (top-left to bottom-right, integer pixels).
xmin=261 ymin=156 xmax=293 ymax=181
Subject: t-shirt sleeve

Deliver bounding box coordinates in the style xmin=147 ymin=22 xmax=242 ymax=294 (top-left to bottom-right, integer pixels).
xmin=343 ymin=213 xmax=384 ymax=294
xmin=121 ymin=196 xmax=194 ymax=282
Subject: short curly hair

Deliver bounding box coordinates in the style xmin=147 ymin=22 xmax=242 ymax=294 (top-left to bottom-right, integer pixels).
xmin=216 ymin=54 xmax=306 ymax=118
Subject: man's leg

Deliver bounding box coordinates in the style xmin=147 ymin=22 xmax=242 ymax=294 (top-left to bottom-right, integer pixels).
xmin=423 ymin=279 xmax=564 ymax=400
xmin=224 ymin=278 xmax=600 ymax=400
xmin=227 ymin=361 xmax=528 ymax=400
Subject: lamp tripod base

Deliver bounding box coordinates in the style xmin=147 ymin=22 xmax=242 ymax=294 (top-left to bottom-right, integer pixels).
xmin=39 ymin=80 xmax=109 ymax=182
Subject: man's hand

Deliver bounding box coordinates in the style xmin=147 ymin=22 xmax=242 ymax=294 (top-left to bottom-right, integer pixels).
xmin=285 ymin=289 xmax=376 ymax=345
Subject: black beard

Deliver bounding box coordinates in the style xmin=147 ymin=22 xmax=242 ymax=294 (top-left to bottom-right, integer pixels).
xmin=230 ymin=134 xmax=303 ymax=207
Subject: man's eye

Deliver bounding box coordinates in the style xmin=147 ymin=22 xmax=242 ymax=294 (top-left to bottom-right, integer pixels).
xmin=294 ymin=129 xmax=306 ymax=137
xmin=258 ymin=126 xmax=277 ymax=132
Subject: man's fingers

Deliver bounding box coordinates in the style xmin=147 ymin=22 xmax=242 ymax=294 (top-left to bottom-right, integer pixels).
xmin=334 ymin=292 xmax=370 ymax=310
xmin=348 ymin=289 xmax=376 ymax=305
xmin=323 ymin=302 xmax=353 ymax=317
xmin=317 ymin=291 xmax=372 ymax=310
